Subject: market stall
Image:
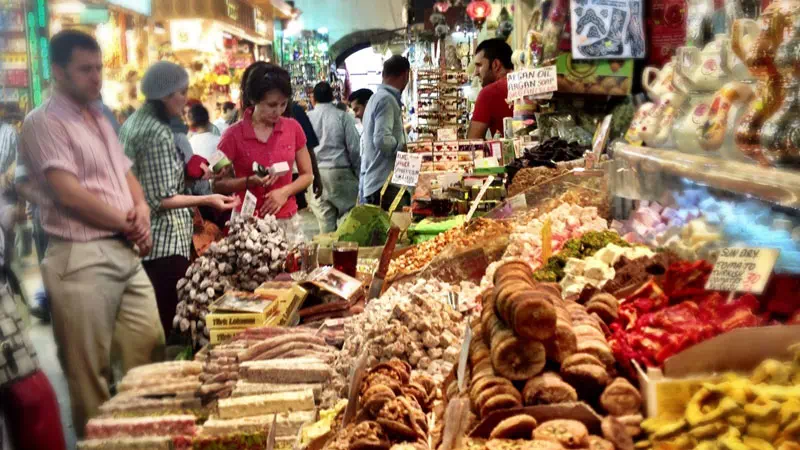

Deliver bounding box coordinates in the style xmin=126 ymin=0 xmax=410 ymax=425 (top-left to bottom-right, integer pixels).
xmin=69 ymin=0 xmax=800 ymax=448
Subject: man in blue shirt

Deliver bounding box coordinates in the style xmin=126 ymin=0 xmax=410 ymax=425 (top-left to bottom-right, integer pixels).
xmin=360 ymin=55 xmax=411 ymax=210
xmin=308 ymin=82 xmax=361 ymax=233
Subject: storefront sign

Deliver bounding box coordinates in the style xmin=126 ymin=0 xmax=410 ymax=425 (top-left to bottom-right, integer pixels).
xmin=226 ymin=0 xmax=240 ymax=21
xmin=570 ymin=0 xmax=646 ymax=59
xmin=25 ymin=0 xmax=50 ymax=107
xmin=506 ymin=66 xmax=558 ymax=101
xmin=705 ymin=248 xmax=780 ymax=294
xmin=107 ymin=0 xmax=151 ymax=16
xmin=391 ymin=152 xmax=423 ymax=187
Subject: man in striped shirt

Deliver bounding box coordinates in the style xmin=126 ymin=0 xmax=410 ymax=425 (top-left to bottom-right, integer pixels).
xmin=17 ymin=30 xmax=164 ymax=435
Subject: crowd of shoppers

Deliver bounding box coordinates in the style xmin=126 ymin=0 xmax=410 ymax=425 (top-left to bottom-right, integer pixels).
xmin=2 ymin=24 xmax=419 ymax=446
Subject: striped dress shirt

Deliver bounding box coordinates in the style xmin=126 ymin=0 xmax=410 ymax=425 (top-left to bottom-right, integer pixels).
xmin=120 ymin=103 xmax=192 ymax=261
xmin=19 ymin=91 xmax=134 ymax=242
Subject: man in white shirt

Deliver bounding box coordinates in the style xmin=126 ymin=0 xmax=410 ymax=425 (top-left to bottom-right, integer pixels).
xmin=213 ymin=101 xmax=236 ymax=135
xmin=188 ymin=104 xmax=221 ymax=160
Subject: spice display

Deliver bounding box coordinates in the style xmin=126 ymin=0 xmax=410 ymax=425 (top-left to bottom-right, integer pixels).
xmin=506 ymin=138 xmax=588 ymax=188
xmin=532 ymin=231 xmax=631 ymax=283
xmin=508 ymin=167 xmax=568 ymax=198
xmin=324 ymin=278 xmax=469 ymax=407
xmin=558 ymin=243 xmax=654 ymax=298
xmin=174 ymin=215 xmax=290 ymax=347
xmin=388 ymin=225 xmax=465 ymax=279
xmin=502 ymin=204 xmax=610 ymax=276
xmin=638 ymin=345 xmax=800 ymax=449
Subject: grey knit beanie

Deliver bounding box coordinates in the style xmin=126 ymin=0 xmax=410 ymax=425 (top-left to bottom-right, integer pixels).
xmin=141 ymin=61 xmax=189 ymax=100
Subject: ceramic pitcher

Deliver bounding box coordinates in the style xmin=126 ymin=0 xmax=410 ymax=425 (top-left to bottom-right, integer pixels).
xmin=642 ymin=58 xmax=677 ymax=102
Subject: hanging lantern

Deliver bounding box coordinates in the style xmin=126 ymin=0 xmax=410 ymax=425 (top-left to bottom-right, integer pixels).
xmin=466 ymin=1 xmax=492 ymax=29
xmin=434 ymin=1 xmax=450 ymax=12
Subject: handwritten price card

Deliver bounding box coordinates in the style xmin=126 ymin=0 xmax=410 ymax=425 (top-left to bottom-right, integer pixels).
xmin=705 ymin=248 xmax=780 ymax=294
xmin=391 ymin=152 xmax=423 ymax=187
xmin=507 ymin=66 xmax=558 ymax=101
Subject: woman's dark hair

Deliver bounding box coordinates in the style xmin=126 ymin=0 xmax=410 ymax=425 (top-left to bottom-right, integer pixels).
xmin=188 ymin=104 xmax=210 ymax=128
xmin=146 ymin=99 xmax=171 ymax=124
xmin=240 ymin=62 xmax=292 ymax=110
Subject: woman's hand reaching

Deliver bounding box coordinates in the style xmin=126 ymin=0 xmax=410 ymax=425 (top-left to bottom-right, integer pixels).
xmin=205 ymin=194 xmax=240 ymax=211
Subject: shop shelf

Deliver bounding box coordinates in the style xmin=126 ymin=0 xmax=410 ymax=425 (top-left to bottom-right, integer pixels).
xmin=612 ymin=143 xmax=800 ymax=210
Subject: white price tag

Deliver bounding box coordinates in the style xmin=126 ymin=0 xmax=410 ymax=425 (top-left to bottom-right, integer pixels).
xmin=437 ymin=128 xmax=458 ymax=141
xmin=241 ymin=190 xmax=257 ymax=217
xmin=208 ymin=150 xmax=227 ymax=168
xmin=466 ymin=175 xmax=495 ymax=222
xmin=509 ymin=194 xmax=528 ymax=211
xmin=391 ymin=152 xmax=423 ymax=187
xmin=507 ymin=66 xmax=558 ymax=101
xmin=705 ymin=248 xmax=780 ymax=294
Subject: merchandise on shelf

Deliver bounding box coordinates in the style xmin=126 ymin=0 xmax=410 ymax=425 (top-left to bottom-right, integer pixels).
xmin=415 ymin=69 xmax=470 ymax=140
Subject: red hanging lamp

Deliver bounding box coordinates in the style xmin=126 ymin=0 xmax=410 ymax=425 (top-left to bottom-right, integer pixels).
xmin=434 ymin=1 xmax=451 ymax=13
xmin=466 ymin=1 xmax=492 ymax=29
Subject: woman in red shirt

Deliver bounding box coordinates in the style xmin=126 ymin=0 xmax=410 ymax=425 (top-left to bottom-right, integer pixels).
xmin=214 ymin=63 xmax=313 ymax=239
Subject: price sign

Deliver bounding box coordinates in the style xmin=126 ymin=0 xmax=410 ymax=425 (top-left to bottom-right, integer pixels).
xmin=507 ymin=66 xmax=558 ymax=101
xmin=391 ymin=152 xmax=423 ymax=187
xmin=437 ymin=128 xmax=457 ymax=141
xmin=508 ymin=194 xmax=528 ymax=211
xmin=705 ymin=248 xmax=780 ymax=294
xmin=241 ymin=190 xmax=257 ymax=217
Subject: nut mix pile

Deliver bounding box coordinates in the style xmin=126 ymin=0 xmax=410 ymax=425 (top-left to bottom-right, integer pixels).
xmin=388 ymin=225 xmax=465 ymax=279
xmin=174 ymin=215 xmax=289 ymax=347
xmin=323 ymin=359 xmax=435 ymax=450
xmin=323 ymin=279 xmax=470 ymax=407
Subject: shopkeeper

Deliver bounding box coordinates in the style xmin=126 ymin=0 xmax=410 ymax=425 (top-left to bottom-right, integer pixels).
xmin=214 ymin=62 xmax=314 ymax=239
xmin=467 ymin=38 xmax=515 ymax=139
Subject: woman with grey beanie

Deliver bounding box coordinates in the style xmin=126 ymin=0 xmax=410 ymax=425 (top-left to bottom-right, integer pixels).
xmin=119 ymin=60 xmax=240 ymax=336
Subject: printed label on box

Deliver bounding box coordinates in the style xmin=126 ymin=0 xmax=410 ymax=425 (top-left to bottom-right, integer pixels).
xmin=241 ymin=190 xmax=257 ymax=217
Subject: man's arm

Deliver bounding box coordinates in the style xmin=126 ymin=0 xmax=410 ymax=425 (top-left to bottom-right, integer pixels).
xmin=46 ymin=169 xmax=131 ymax=233
xmin=467 ymin=121 xmax=490 ymax=139
xmin=344 ymin=113 xmax=361 ymax=175
xmin=372 ymin=99 xmax=398 ymax=154
xmin=467 ymin=88 xmax=492 ymax=139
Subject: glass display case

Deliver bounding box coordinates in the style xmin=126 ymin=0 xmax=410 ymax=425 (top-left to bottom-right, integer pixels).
xmin=610 ymin=143 xmax=800 ymax=274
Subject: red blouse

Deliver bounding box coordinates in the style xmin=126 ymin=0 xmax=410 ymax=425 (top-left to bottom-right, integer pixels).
xmin=218 ymin=108 xmax=307 ymax=219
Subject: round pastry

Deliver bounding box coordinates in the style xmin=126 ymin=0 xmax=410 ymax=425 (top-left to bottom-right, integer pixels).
xmin=543 ymin=320 xmax=578 ymax=364
xmin=493 ymin=260 xmax=534 ymax=281
xmin=489 ymin=415 xmax=539 ymax=439
xmin=601 ymin=416 xmax=634 ymax=450
xmin=554 ymin=306 xmax=572 ymax=323
xmin=470 ymin=376 xmax=513 ymax=404
xmin=505 ymin=291 xmax=557 ymax=341
xmin=491 ymin=333 xmax=547 ymax=380
xmin=572 ymin=324 xmax=607 ymax=343
xmin=561 ymin=353 xmax=604 ymax=370
xmin=494 ymin=280 xmax=535 ymax=311
xmin=587 ymin=293 xmax=619 ymax=310
xmin=576 ymin=340 xmax=615 ymax=368
xmin=537 ymin=282 xmax=563 ymax=300
xmin=494 ymin=269 xmax=536 ymax=288
xmin=600 ymin=378 xmax=643 ymax=416
xmin=480 ymin=393 xmax=523 ymax=418
xmin=522 ymin=372 xmax=578 ymax=406
xmin=561 ymin=363 xmax=610 ymax=399
xmin=586 ymin=301 xmax=618 ymax=324
xmin=616 ymin=414 xmax=643 ymax=438
xmin=475 ymin=383 xmax=522 ymax=411
xmin=348 ymin=421 xmax=391 ymax=450
xmin=533 ymin=419 xmax=590 ymax=448
xmin=587 ymin=435 xmax=615 ymax=450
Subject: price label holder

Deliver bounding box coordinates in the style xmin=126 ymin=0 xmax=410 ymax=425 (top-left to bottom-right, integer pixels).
xmin=241 ymin=190 xmax=257 ymax=217
xmin=342 ymin=351 xmax=369 ymax=426
xmin=388 ymin=186 xmax=408 ymax=219
xmin=265 ymin=413 xmax=277 ymax=450
xmin=508 ymin=194 xmax=528 ymax=211
xmin=457 ymin=324 xmax=473 ymax=394
xmin=705 ymin=248 xmax=780 ymax=294
xmin=466 ymin=175 xmax=495 ymax=222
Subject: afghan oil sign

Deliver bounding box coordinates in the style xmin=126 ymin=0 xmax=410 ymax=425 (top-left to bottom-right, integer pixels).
xmin=506 ymin=66 xmax=558 ymax=101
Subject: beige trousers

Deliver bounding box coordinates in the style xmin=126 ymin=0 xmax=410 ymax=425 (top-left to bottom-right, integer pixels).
xmin=40 ymin=238 xmax=165 ymax=436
